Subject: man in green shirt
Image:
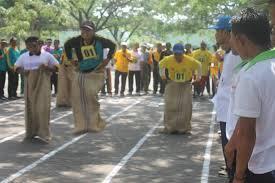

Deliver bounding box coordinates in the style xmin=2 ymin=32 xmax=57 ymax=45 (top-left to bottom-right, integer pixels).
xmin=0 ymin=39 xmax=8 ymax=100
xmin=6 ymin=37 xmax=20 ymax=100
xmin=51 ymin=39 xmax=63 ymax=95
xmin=64 ymin=21 xmax=116 ymax=134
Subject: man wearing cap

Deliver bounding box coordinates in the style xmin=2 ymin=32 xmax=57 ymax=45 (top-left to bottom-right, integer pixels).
xmin=14 ymin=36 xmax=59 ymax=143
xmin=209 ymin=16 xmax=242 ymax=181
xmin=0 ymin=39 xmax=8 ymax=100
xmin=159 ymin=43 xmax=201 ymax=134
xmin=64 ymin=21 xmax=116 ymax=134
xmin=113 ymin=42 xmax=131 ymax=96
xmin=140 ymin=43 xmax=152 ymax=94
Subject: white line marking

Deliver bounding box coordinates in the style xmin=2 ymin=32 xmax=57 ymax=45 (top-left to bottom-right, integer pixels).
xmin=0 ymin=99 xmax=23 ymax=106
xmin=200 ymin=109 xmax=216 ymax=183
xmin=0 ymin=101 xmax=56 ymax=122
xmin=102 ymin=114 xmax=163 ymax=183
xmin=0 ymin=99 xmax=104 ymax=144
xmin=0 ymin=100 xmax=141 ymax=183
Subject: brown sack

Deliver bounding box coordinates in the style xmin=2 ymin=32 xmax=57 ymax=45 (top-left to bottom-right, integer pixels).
xmin=24 ymin=68 xmax=52 ymax=140
xmin=164 ymin=81 xmax=193 ymax=133
xmin=72 ymin=71 xmax=106 ymax=134
xmin=56 ymin=65 xmax=75 ymax=107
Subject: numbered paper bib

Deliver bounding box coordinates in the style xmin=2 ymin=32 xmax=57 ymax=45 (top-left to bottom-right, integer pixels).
xmin=81 ymin=45 xmax=98 ymax=60
xmin=174 ymin=72 xmax=185 ymax=82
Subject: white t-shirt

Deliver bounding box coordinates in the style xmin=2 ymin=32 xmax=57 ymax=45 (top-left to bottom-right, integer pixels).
xmin=213 ymin=51 xmax=242 ymax=122
xmin=128 ymin=50 xmax=144 ymax=71
xmin=15 ymin=51 xmax=59 ymax=70
xmin=226 ymin=65 xmax=245 ymax=139
xmin=234 ymin=58 xmax=275 ymax=174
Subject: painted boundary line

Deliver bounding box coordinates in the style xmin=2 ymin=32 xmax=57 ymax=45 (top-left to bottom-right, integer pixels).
xmin=102 ymin=114 xmax=163 ymax=183
xmin=0 ymin=100 xmax=141 ymax=183
xmin=200 ymin=107 xmax=216 ymax=183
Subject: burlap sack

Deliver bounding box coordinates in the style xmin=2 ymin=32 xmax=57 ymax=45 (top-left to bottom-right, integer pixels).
xmin=56 ymin=65 xmax=75 ymax=107
xmin=24 ymin=68 xmax=51 ymax=140
xmin=72 ymin=71 xmax=106 ymax=134
xmin=164 ymin=81 xmax=193 ymax=133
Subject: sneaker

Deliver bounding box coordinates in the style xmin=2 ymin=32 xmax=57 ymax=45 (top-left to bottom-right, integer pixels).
xmin=0 ymin=96 xmax=8 ymax=100
xmin=128 ymin=92 xmax=132 ymax=96
xmin=136 ymin=92 xmax=141 ymax=96
xmin=120 ymin=93 xmax=125 ymax=97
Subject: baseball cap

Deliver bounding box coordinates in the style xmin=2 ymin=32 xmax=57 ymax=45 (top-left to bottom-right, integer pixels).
xmin=0 ymin=39 xmax=8 ymax=44
xmin=80 ymin=21 xmax=96 ymax=31
xmin=173 ymin=43 xmax=185 ymax=54
xmin=121 ymin=42 xmax=127 ymax=46
xmin=209 ymin=16 xmax=232 ymax=31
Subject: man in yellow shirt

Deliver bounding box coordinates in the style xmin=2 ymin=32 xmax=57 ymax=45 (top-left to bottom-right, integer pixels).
xmin=192 ymin=41 xmax=213 ymax=97
xmin=159 ymin=43 xmax=202 ymax=134
xmin=114 ymin=42 xmax=131 ymax=96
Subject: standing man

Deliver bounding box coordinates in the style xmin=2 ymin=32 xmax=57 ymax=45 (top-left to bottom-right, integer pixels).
xmin=225 ymin=8 xmax=275 ymax=183
xmin=140 ymin=43 xmax=152 ymax=95
xmin=0 ymin=39 xmax=8 ymax=100
xmin=160 ymin=42 xmax=173 ymax=95
xmin=6 ymin=37 xmax=20 ymax=100
xmin=15 ymin=36 xmax=59 ymax=143
xmin=128 ymin=43 xmax=143 ymax=96
xmin=159 ymin=43 xmax=201 ymax=134
xmin=152 ymin=43 xmax=163 ymax=95
xmin=192 ymin=41 xmax=213 ymax=97
xmin=19 ymin=39 xmax=31 ymax=96
xmin=64 ymin=21 xmax=116 ymax=134
xmin=113 ymin=42 xmax=131 ymax=97
xmin=209 ymin=16 xmax=242 ymax=181
xmin=51 ymin=39 xmax=63 ymax=96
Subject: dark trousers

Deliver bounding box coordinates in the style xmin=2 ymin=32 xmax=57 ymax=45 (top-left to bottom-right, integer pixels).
xmin=141 ymin=63 xmax=151 ymax=92
xmin=128 ymin=70 xmax=141 ymax=93
xmin=0 ymin=71 xmax=6 ymax=97
xmin=206 ymin=75 xmax=210 ymax=94
xmin=220 ymin=122 xmax=235 ymax=182
xmin=247 ymin=170 xmax=275 ymax=183
xmin=20 ymin=74 xmax=24 ymax=94
xmin=114 ymin=70 xmax=127 ymax=94
xmin=153 ymin=61 xmax=165 ymax=94
xmin=101 ymin=68 xmax=112 ymax=94
xmin=8 ymin=70 xmax=18 ymax=97
xmin=51 ymin=72 xmax=58 ymax=94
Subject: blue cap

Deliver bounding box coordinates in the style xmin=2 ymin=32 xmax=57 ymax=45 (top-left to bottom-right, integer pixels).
xmin=209 ymin=16 xmax=232 ymax=31
xmin=173 ymin=43 xmax=185 ymax=54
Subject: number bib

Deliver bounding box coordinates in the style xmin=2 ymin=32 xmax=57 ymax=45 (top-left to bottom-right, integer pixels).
xmin=81 ymin=45 xmax=98 ymax=60
xmin=175 ymin=72 xmax=185 ymax=82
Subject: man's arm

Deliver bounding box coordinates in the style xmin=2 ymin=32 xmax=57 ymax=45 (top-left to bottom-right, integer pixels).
xmin=234 ymin=117 xmax=256 ymax=181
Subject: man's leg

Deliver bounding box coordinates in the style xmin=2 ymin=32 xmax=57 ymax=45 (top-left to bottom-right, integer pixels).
xmin=135 ymin=71 xmax=141 ymax=93
xmin=206 ymin=74 xmax=211 ymax=95
xmin=20 ymin=74 xmax=24 ymax=95
xmin=114 ymin=70 xmax=120 ymax=94
xmin=8 ymin=70 xmax=13 ymax=98
xmin=153 ymin=62 xmax=159 ymax=94
xmin=128 ymin=71 xmax=134 ymax=94
xmin=0 ymin=71 xmax=6 ymax=97
xmin=106 ymin=68 xmax=112 ymax=94
xmin=14 ymin=72 xmax=19 ymax=97
xmin=121 ymin=72 xmax=127 ymax=95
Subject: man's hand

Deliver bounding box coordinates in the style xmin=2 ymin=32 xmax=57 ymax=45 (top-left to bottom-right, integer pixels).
xmin=225 ymin=141 xmax=235 ymax=169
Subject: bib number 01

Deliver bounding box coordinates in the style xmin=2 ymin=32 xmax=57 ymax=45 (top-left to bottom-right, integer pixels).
xmin=175 ymin=72 xmax=185 ymax=82
xmin=81 ymin=45 xmax=97 ymax=60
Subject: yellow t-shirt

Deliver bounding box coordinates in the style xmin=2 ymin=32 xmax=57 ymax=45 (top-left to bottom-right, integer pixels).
xmin=159 ymin=55 xmax=201 ymax=82
xmin=192 ymin=49 xmax=213 ymax=76
xmin=114 ymin=50 xmax=131 ymax=73
xmin=153 ymin=51 xmax=161 ymax=62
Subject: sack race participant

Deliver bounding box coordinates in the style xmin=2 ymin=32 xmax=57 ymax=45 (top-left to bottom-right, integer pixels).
xmin=159 ymin=43 xmax=202 ymax=134
xmin=64 ymin=21 xmax=116 ymax=134
xmin=14 ymin=36 xmax=59 ymax=143
xmin=56 ymin=52 xmax=77 ymax=107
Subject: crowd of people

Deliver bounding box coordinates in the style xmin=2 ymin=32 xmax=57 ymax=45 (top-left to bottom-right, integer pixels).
xmin=1 ymin=1 xmax=275 ymax=183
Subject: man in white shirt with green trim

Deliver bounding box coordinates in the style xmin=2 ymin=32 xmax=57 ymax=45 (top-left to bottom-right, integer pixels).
xmin=225 ymin=8 xmax=275 ymax=183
